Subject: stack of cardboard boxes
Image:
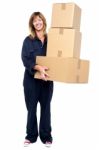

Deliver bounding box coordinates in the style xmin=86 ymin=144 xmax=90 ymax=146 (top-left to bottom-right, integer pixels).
xmin=34 ymin=3 xmax=90 ymax=83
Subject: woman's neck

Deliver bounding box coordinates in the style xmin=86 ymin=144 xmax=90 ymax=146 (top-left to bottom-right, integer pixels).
xmin=36 ymin=31 xmax=45 ymax=43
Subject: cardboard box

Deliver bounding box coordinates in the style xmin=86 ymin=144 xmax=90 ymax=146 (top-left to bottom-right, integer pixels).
xmin=47 ymin=28 xmax=81 ymax=58
xmin=51 ymin=3 xmax=81 ymax=28
xmin=34 ymin=56 xmax=90 ymax=83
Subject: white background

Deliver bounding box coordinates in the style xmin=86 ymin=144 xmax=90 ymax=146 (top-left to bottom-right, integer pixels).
xmin=0 ymin=0 xmax=99 ymax=150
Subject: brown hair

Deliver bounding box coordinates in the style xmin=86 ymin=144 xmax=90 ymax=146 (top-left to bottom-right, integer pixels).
xmin=29 ymin=12 xmax=47 ymax=38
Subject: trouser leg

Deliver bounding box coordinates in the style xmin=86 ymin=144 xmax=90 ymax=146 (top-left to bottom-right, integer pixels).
xmin=39 ymin=81 xmax=53 ymax=143
xmin=24 ymin=79 xmax=40 ymax=143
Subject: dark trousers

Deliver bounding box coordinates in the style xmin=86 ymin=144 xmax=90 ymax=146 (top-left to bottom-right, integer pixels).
xmin=23 ymin=73 xmax=53 ymax=143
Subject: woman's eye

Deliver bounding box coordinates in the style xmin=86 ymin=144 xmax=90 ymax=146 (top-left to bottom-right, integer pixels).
xmin=38 ymin=19 xmax=42 ymax=22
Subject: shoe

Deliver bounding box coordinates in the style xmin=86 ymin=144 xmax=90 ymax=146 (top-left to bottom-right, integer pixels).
xmin=24 ymin=139 xmax=31 ymax=147
xmin=45 ymin=141 xmax=52 ymax=147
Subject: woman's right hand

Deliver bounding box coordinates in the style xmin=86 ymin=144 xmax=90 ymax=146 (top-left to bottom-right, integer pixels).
xmin=34 ymin=65 xmax=49 ymax=81
xmin=39 ymin=70 xmax=49 ymax=81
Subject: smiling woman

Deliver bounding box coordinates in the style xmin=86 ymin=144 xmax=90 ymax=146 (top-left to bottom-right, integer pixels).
xmin=33 ymin=16 xmax=44 ymax=31
xmin=21 ymin=12 xmax=54 ymax=147
xmin=29 ymin=12 xmax=47 ymax=39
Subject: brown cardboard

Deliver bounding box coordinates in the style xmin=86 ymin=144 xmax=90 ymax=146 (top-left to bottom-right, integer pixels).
xmin=34 ymin=56 xmax=89 ymax=83
xmin=47 ymin=28 xmax=81 ymax=58
xmin=51 ymin=3 xmax=81 ymax=28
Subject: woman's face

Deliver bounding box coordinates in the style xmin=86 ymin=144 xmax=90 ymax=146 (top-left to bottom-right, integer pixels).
xmin=33 ymin=16 xmax=44 ymax=31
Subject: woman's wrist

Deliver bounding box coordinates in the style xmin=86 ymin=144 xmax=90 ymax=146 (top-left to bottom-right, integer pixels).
xmin=34 ymin=64 xmax=44 ymax=73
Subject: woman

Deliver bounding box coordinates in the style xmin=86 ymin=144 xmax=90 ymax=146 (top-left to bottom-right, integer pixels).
xmin=21 ymin=12 xmax=53 ymax=147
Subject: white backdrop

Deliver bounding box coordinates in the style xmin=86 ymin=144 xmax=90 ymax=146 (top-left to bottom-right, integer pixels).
xmin=0 ymin=0 xmax=99 ymax=150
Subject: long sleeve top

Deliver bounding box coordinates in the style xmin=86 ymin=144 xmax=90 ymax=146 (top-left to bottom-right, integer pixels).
xmin=21 ymin=35 xmax=47 ymax=77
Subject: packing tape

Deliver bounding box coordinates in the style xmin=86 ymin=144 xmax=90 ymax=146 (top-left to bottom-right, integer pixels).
xmin=77 ymin=59 xmax=81 ymax=70
xmin=59 ymin=28 xmax=64 ymax=34
xmin=57 ymin=50 xmax=62 ymax=57
xmin=76 ymin=59 xmax=81 ymax=83
xmin=61 ymin=3 xmax=66 ymax=10
xmin=76 ymin=75 xmax=79 ymax=83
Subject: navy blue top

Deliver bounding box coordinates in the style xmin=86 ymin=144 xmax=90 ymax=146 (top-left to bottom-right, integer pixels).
xmin=21 ymin=35 xmax=47 ymax=77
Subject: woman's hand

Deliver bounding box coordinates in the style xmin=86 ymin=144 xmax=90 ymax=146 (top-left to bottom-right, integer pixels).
xmin=39 ymin=69 xmax=49 ymax=81
xmin=34 ymin=65 xmax=49 ymax=81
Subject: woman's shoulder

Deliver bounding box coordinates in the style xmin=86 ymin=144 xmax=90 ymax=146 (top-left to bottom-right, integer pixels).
xmin=23 ymin=35 xmax=32 ymax=43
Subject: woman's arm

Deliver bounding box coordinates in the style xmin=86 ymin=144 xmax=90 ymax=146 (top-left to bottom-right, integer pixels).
xmin=21 ymin=38 xmax=36 ymax=75
xmin=21 ymin=37 xmax=49 ymax=80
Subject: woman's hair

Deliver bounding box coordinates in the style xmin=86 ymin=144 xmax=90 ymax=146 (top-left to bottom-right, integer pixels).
xmin=29 ymin=11 xmax=47 ymax=38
